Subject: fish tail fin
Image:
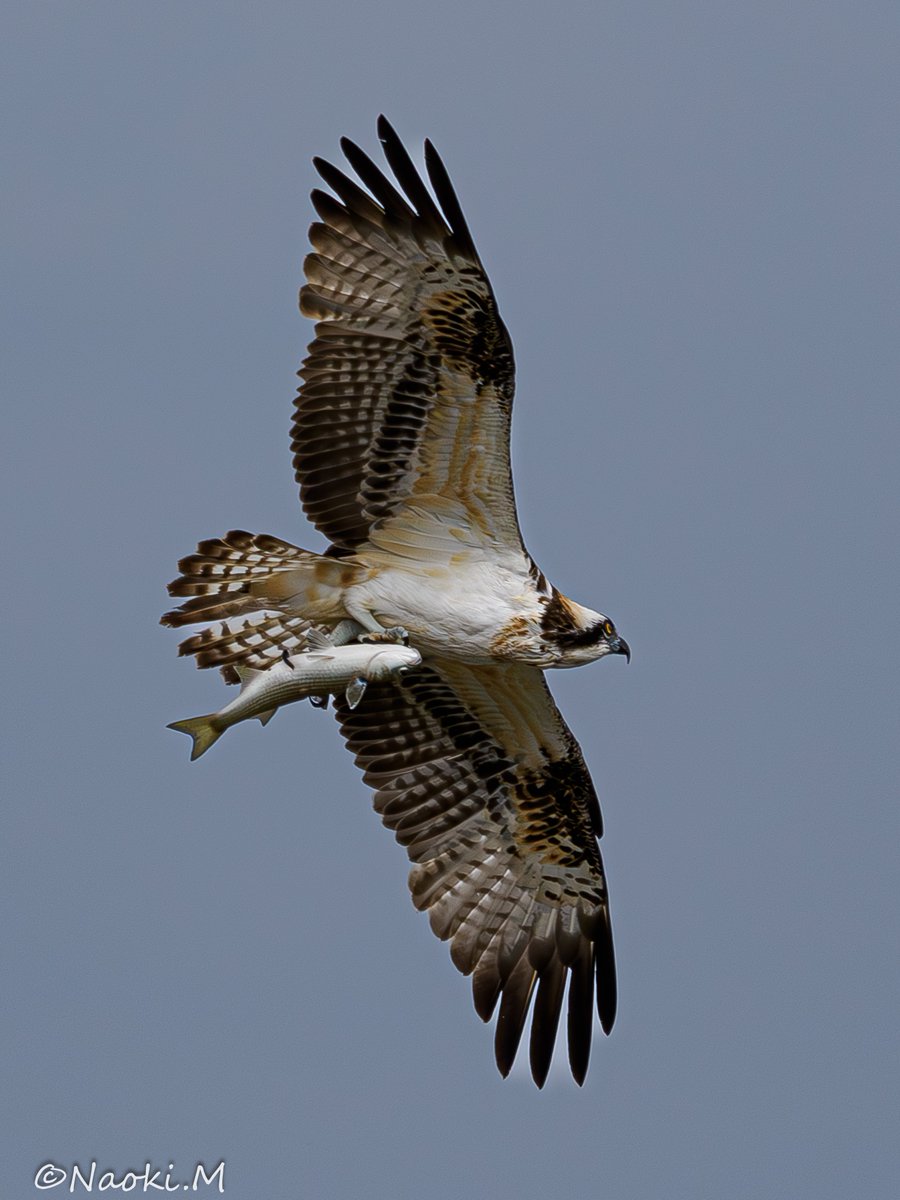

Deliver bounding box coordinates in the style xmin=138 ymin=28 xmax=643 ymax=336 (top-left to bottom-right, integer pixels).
xmin=167 ymin=715 xmax=222 ymax=761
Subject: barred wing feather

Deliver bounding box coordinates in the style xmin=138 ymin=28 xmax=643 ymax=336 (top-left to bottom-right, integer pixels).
xmin=334 ymin=660 xmax=616 ymax=1087
xmin=295 ymin=116 xmax=523 ymax=559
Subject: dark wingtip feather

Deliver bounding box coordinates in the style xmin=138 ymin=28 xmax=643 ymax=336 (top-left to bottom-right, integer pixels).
xmin=529 ymin=960 xmax=566 ymax=1088
xmin=340 ymin=134 xmax=414 ymax=220
xmin=313 ymin=156 xmax=350 ymax=202
xmin=526 ymin=932 xmax=556 ymax=974
xmin=309 ymin=188 xmax=348 ymax=225
xmin=376 ymin=117 xmax=446 ymax=234
xmin=494 ymin=956 xmax=536 ymax=1079
xmin=472 ymin=956 xmax=502 ymax=1022
xmin=424 ymin=138 xmax=478 ymax=259
xmin=567 ymin=944 xmax=594 ymax=1085
xmin=595 ymin=915 xmax=618 ymax=1034
xmin=313 ymin=156 xmax=384 ymax=223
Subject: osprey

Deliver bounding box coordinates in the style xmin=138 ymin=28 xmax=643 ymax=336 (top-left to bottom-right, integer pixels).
xmin=163 ymin=117 xmax=630 ymax=1087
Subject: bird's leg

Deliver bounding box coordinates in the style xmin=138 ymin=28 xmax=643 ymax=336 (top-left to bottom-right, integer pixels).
xmin=344 ymin=602 xmax=409 ymax=645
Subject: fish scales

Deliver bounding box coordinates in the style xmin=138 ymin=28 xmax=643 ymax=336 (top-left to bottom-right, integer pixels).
xmin=168 ymin=641 xmax=421 ymax=760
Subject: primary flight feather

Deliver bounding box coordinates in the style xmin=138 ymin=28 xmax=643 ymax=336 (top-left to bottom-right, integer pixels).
xmin=163 ymin=117 xmax=630 ymax=1087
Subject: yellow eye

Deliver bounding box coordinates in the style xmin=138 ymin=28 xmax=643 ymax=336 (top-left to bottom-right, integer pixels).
xmin=604 ymin=620 xmax=615 ymax=636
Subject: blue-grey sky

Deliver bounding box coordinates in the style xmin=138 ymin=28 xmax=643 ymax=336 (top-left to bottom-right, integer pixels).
xmin=3 ymin=2 xmax=898 ymax=1197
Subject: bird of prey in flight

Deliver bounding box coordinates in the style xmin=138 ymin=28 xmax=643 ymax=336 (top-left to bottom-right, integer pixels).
xmin=163 ymin=117 xmax=631 ymax=1087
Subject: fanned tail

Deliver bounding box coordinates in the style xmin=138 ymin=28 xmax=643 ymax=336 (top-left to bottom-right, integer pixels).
xmin=161 ymin=529 xmax=359 ymax=629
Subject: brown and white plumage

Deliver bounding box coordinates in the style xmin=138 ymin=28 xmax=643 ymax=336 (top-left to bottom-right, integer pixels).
xmin=295 ymin=124 xmax=520 ymax=559
xmin=163 ymin=117 xmax=630 ymax=1086
xmin=336 ymin=660 xmax=616 ymax=1087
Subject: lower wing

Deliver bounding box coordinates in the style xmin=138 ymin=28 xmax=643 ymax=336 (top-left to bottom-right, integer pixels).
xmin=334 ymin=658 xmax=616 ymax=1086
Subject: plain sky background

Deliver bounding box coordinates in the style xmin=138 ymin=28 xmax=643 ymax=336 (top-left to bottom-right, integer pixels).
xmin=3 ymin=2 xmax=898 ymax=1197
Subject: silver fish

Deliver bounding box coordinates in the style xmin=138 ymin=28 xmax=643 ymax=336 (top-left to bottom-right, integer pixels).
xmin=168 ymin=636 xmax=421 ymax=760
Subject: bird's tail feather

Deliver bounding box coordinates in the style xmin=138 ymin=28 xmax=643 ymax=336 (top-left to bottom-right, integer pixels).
xmin=161 ymin=529 xmax=359 ymax=629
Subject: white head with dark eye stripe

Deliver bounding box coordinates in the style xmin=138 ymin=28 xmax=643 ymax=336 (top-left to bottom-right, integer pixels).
xmin=541 ymin=591 xmax=631 ymax=668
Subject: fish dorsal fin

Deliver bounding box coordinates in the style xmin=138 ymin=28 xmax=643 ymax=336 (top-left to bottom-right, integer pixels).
xmin=235 ymin=663 xmax=264 ymax=690
xmin=345 ymin=677 xmax=367 ymax=710
xmin=305 ymin=628 xmax=334 ymax=651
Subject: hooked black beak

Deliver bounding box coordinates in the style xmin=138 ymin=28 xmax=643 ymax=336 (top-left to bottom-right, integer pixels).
xmin=614 ymin=637 xmax=631 ymax=663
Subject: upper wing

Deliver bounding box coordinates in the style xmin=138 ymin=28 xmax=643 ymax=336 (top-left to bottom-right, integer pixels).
xmin=294 ymin=116 xmax=523 ymax=559
xmin=334 ymin=659 xmax=616 ymax=1087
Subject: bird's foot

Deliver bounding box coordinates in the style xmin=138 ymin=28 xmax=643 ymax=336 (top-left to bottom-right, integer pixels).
xmin=357 ymin=625 xmax=409 ymax=646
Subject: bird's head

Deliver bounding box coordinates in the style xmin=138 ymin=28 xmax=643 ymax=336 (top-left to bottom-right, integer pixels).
xmin=541 ymin=592 xmax=631 ymax=668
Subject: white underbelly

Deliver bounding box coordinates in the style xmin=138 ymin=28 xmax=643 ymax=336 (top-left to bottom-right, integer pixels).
xmin=348 ymin=563 xmax=535 ymax=663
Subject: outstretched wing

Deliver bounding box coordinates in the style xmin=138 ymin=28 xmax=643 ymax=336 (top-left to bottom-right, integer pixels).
xmin=334 ymin=660 xmax=616 ymax=1087
xmin=294 ymin=116 xmax=523 ymax=560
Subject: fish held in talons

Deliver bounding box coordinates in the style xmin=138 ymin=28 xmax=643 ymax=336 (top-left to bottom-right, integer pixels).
xmin=168 ymin=636 xmax=422 ymax=760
